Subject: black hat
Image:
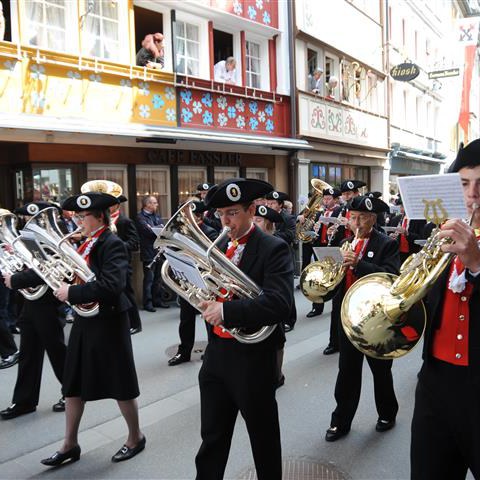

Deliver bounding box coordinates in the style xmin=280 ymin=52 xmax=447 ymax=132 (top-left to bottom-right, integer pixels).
xmin=61 ymin=192 xmax=119 ymax=212
xmin=117 ymin=194 xmax=128 ymax=203
xmin=395 ymin=196 xmax=403 ymax=206
xmin=191 ymin=201 xmax=208 ymax=215
xmin=448 ymin=138 xmax=480 ymax=173
xmin=265 ymin=190 xmax=289 ymax=202
xmin=340 ymin=180 xmax=366 ymax=192
xmin=254 ymin=205 xmax=284 ymax=223
xmin=322 ymin=187 xmax=341 ymax=198
xmin=204 ymin=178 xmax=274 ymax=208
xmin=348 ymin=195 xmax=390 ymax=214
xmin=197 ymin=182 xmax=215 ymax=192
xmin=14 ymin=201 xmax=61 ymax=216
xmin=366 ymin=191 xmax=382 ymax=199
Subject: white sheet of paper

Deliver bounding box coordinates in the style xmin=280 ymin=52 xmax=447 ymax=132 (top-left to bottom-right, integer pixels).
xmin=390 ymin=205 xmax=401 ymax=215
xmin=151 ymin=226 xmax=163 ymax=236
xmin=397 ymin=174 xmax=467 ymax=220
xmin=163 ymin=248 xmax=208 ymax=290
xmin=382 ymin=226 xmax=399 ymax=233
xmin=317 ymin=216 xmax=342 ymax=225
xmin=414 ymin=239 xmax=427 ymax=247
xmin=313 ymin=247 xmax=343 ymax=264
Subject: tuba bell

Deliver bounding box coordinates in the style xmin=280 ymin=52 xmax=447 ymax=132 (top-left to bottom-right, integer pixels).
xmin=296 ymin=178 xmax=333 ymax=243
xmin=0 ymin=209 xmax=48 ymax=300
xmin=13 ymin=207 xmax=99 ymax=317
xmin=155 ymin=201 xmax=276 ymax=344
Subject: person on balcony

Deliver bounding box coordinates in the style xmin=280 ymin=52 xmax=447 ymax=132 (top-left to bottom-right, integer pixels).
xmin=213 ymin=57 xmax=239 ymax=85
xmin=309 ymin=67 xmax=324 ymax=94
xmin=136 ymin=33 xmax=164 ymax=70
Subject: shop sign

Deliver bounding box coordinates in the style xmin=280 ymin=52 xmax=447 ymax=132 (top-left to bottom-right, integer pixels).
xmin=428 ymin=68 xmax=460 ymax=79
xmin=147 ymin=149 xmax=241 ymax=166
xmin=390 ymin=62 xmax=420 ymax=82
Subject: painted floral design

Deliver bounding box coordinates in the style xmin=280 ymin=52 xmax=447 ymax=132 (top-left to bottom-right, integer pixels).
xmin=120 ymin=78 xmax=132 ymax=88
xmin=138 ymin=81 xmax=150 ymax=96
xmin=217 ymin=96 xmax=228 ymax=110
xmin=31 ymin=91 xmax=46 ymax=109
xmin=166 ymin=108 xmax=176 ymax=121
xmin=236 ymin=115 xmax=246 ymax=128
xmin=256 ymin=0 xmax=263 ymax=9
xmin=4 ymin=60 xmax=16 ymax=72
xmin=89 ymin=74 xmax=102 ymax=83
xmin=180 ymin=89 xmax=192 ymax=105
xmin=248 ymin=6 xmax=257 ymax=20
xmin=139 ymin=104 xmax=151 ymax=118
xmin=181 ymin=108 xmax=193 ymax=123
xmin=263 ymin=11 xmax=271 ymax=24
xmin=192 ymin=101 xmax=203 ymax=114
xmin=265 ymin=103 xmax=274 ymax=116
xmin=30 ymin=64 xmax=46 ymax=80
xmin=227 ymin=106 xmax=237 ymax=119
xmin=201 ymin=93 xmax=213 ymax=107
xmin=202 ymin=110 xmax=213 ymax=125
xmin=233 ymin=0 xmax=242 ymax=15
xmin=218 ymin=113 xmax=228 ymax=126
xmin=266 ymin=119 xmax=274 ymax=132
xmin=258 ymin=111 xmax=266 ymax=123
xmin=67 ymin=70 xmax=81 ymax=80
xmin=235 ymin=99 xmax=245 ymax=112
xmin=249 ymin=117 xmax=259 ymax=130
xmin=248 ymin=101 xmax=258 ymax=114
xmin=165 ymin=87 xmax=176 ymax=100
xmin=152 ymin=94 xmax=165 ymax=110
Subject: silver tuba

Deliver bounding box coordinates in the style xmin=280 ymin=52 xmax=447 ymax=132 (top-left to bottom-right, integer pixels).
xmin=13 ymin=207 xmax=99 ymax=317
xmin=0 ymin=209 xmax=48 ymax=300
xmin=155 ymin=201 xmax=276 ymax=344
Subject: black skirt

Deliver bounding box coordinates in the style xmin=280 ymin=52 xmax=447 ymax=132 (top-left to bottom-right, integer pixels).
xmin=62 ymin=311 xmax=140 ymax=401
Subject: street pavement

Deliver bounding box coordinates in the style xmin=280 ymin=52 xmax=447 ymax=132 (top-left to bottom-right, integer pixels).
xmin=0 ymin=289 xmax=451 ymax=479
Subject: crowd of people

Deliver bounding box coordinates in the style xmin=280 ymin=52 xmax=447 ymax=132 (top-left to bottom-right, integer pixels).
xmin=1 ymin=138 xmax=480 ymax=479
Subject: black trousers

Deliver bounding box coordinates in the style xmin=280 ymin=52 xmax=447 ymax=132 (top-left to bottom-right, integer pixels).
xmin=0 ymin=318 xmax=17 ymax=357
xmin=330 ymin=324 xmax=398 ymax=430
xmin=12 ymin=304 xmax=66 ymax=407
xmin=177 ymin=298 xmax=204 ymax=356
xmin=411 ymin=360 xmax=480 ymax=480
xmin=328 ymin=290 xmax=342 ymax=349
xmin=196 ymin=337 xmax=281 ymax=480
xmin=302 ymin=241 xmax=325 ymax=316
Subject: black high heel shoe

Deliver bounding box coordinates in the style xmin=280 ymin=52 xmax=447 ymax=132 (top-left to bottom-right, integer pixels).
xmin=41 ymin=445 xmax=81 ymax=466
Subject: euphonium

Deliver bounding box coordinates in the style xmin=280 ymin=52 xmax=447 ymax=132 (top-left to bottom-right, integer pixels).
xmin=13 ymin=207 xmax=99 ymax=317
xmin=0 ymin=209 xmax=48 ymax=300
xmin=296 ymin=178 xmax=333 ymax=243
xmin=155 ymin=201 xmax=276 ymax=344
xmin=340 ymin=208 xmax=478 ymax=360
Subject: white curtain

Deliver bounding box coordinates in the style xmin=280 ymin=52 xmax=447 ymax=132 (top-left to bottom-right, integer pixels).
xmin=25 ymin=0 xmax=66 ymax=51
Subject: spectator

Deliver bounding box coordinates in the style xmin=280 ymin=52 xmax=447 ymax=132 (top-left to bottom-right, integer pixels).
xmin=213 ymin=57 xmax=239 ymax=85
xmin=136 ymin=33 xmax=164 ymax=70
xmin=284 ymin=200 xmax=294 ymax=215
xmin=309 ymin=67 xmax=324 ymax=94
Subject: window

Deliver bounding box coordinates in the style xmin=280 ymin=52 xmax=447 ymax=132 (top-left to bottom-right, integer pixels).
xmin=246 ymin=168 xmax=268 ymax=181
xmin=246 ymin=40 xmax=261 ymax=88
xmin=311 ymin=164 xmax=369 ymax=189
xmin=136 ymin=167 xmax=170 ymax=219
xmin=33 ymin=167 xmax=73 ymax=203
xmin=24 ymin=0 xmax=68 ymax=51
xmin=178 ymin=167 xmax=206 ymax=205
xmin=307 ymin=48 xmax=318 ymax=76
xmin=214 ymin=167 xmax=239 ymax=184
xmin=82 ymin=1 xmax=121 ymax=62
xmin=87 ymin=165 xmax=128 ymax=213
xmin=325 ymin=54 xmax=339 ymax=100
xmin=175 ymin=20 xmax=200 ymax=76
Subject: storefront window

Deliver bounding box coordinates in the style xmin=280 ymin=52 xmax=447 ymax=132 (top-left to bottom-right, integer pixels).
xmin=311 ymin=163 xmax=369 ymax=190
xmin=178 ymin=167 xmax=207 ymax=205
xmin=136 ymin=167 xmax=170 ymax=219
xmin=246 ymin=168 xmax=268 ymax=181
xmin=33 ymin=167 xmax=73 ymax=203
xmin=87 ymin=165 xmax=128 ymax=213
xmin=214 ymin=167 xmax=239 ymax=183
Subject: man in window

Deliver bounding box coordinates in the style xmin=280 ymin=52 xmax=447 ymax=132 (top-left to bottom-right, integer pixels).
xmin=136 ymin=33 xmax=165 ymax=70
xmin=213 ymin=57 xmax=239 ymax=85
xmin=309 ymin=67 xmax=324 ymax=94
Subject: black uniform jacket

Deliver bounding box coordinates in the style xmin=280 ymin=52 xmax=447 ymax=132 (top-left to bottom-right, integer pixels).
xmin=422 ymin=262 xmax=480 ymax=378
xmin=312 ymin=205 xmax=342 ymax=247
xmin=338 ymin=228 xmax=400 ymax=294
xmin=389 ymin=215 xmax=427 ymax=252
xmin=200 ymin=221 xmax=219 ymax=241
xmin=274 ymin=211 xmax=296 ymax=245
xmin=116 ymin=214 xmax=140 ymax=262
xmin=217 ymin=225 xmax=293 ymax=349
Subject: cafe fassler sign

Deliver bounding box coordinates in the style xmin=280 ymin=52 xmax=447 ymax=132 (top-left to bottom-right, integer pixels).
xmin=390 ymin=62 xmax=420 ymax=82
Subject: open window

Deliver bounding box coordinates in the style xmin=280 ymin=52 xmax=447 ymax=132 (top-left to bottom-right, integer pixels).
xmin=1 ymin=0 xmax=12 ymax=41
xmin=213 ymin=29 xmax=233 ymax=64
xmin=324 ymin=53 xmax=340 ymax=100
xmin=133 ymin=5 xmax=163 ymax=67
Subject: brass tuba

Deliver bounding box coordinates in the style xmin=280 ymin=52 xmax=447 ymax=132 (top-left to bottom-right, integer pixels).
xmin=296 ymin=178 xmax=332 ymax=243
xmin=340 ymin=220 xmax=462 ymax=359
xmin=0 ymin=209 xmax=48 ymax=300
xmin=155 ymin=201 xmax=276 ymax=344
xmin=13 ymin=207 xmax=99 ymax=317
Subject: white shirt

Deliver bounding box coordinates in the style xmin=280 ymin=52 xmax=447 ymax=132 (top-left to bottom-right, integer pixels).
xmin=214 ymin=60 xmax=239 ymax=85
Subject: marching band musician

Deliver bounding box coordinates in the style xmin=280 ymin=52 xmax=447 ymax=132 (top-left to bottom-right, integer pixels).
xmin=0 ymin=202 xmax=67 ymax=420
xmin=41 ymin=192 xmax=144 ymax=467
xmin=410 ymin=138 xmax=480 ymax=479
xmin=168 ymin=201 xmax=218 ymax=366
xmin=197 ymin=183 xmax=222 ymax=232
xmin=195 ymin=178 xmax=293 ymax=480
xmin=325 ymin=195 xmax=400 ymax=442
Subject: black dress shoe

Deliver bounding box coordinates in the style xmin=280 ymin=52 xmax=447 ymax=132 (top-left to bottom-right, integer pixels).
xmin=9 ymin=326 xmax=20 ymax=334
xmin=284 ymin=324 xmax=294 ymax=332
xmin=41 ymin=445 xmax=81 ymax=466
xmin=0 ymin=403 xmax=36 ymax=420
xmin=376 ymin=418 xmax=396 ymax=432
xmin=111 ymin=436 xmax=146 ymax=462
xmin=0 ymin=351 xmax=19 ymax=370
xmin=52 ymin=397 xmax=65 ymax=412
xmin=325 ymin=426 xmax=350 ymax=442
xmin=144 ymin=305 xmax=156 ymax=313
xmin=323 ymin=345 xmax=339 ymax=355
xmin=130 ymin=327 xmax=142 ymax=335
xmin=154 ymin=302 xmax=170 ymax=309
xmin=306 ymin=308 xmax=322 ymax=318
xmin=168 ymin=353 xmax=190 ymax=366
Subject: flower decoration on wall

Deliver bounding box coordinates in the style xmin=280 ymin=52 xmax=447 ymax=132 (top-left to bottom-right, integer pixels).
xmin=152 ymin=94 xmax=165 ymax=110
xmin=202 ymin=93 xmax=213 ymax=107
xmin=217 ymin=95 xmax=228 ymax=110
xmin=193 ymin=100 xmax=203 ymax=114
xmin=180 ymin=89 xmax=192 ymax=105
xmin=202 ymin=110 xmax=213 ymax=125
xmin=166 ymin=108 xmax=176 ymax=122
xmin=233 ymin=0 xmax=242 ymax=15
xmin=227 ymin=106 xmax=237 ymax=119
xmin=258 ymin=110 xmax=266 ymax=123
xmin=67 ymin=71 xmax=82 ymax=81
xmin=266 ymin=119 xmax=274 ymax=132
xmin=236 ymin=115 xmax=246 ymax=128
xmin=249 ymin=117 xmax=259 ymax=130
xmin=218 ymin=112 xmax=228 ymax=126
xmin=89 ymin=74 xmax=102 ymax=83
xmin=248 ymin=101 xmax=258 ymax=114
xmin=138 ymin=81 xmax=150 ymax=96
xmin=139 ymin=104 xmax=151 ymax=118
xmin=264 ymin=103 xmax=274 ymax=116
xmin=30 ymin=64 xmax=46 ymax=80
xmin=248 ymin=6 xmax=257 ymax=20
xmin=256 ymin=0 xmax=263 ymax=9
xmin=165 ymin=87 xmax=176 ymax=100
xmin=235 ymin=99 xmax=245 ymax=112
xmin=31 ymin=91 xmax=46 ymax=109
xmin=181 ymin=108 xmax=193 ymax=123
xmin=263 ymin=11 xmax=271 ymax=24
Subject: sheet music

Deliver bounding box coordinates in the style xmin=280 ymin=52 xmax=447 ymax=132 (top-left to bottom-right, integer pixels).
xmin=18 ymin=231 xmax=49 ymax=261
xmin=316 ymin=216 xmax=342 ymax=225
xmin=414 ymin=239 xmax=427 ymax=246
xmin=313 ymin=247 xmax=343 ymax=264
xmin=163 ymin=248 xmax=208 ymax=290
xmin=397 ymin=174 xmax=467 ymax=220
xmin=151 ymin=226 xmax=163 ymax=236
xmin=382 ymin=226 xmax=399 ymax=233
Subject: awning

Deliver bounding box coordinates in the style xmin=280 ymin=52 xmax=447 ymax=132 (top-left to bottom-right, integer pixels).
xmin=0 ymin=114 xmax=312 ymax=151
xmin=393 ymin=149 xmax=446 ymax=164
